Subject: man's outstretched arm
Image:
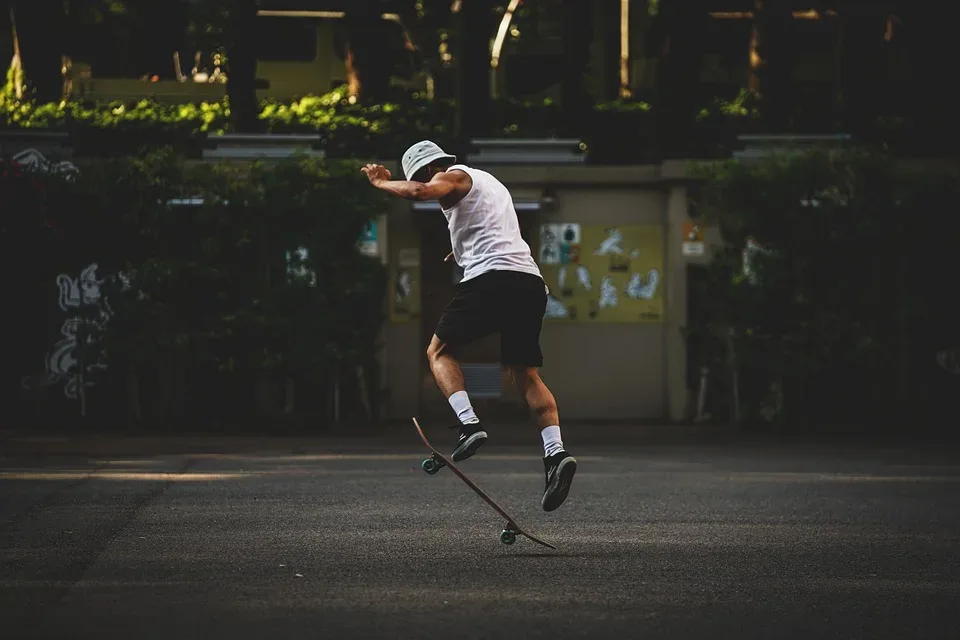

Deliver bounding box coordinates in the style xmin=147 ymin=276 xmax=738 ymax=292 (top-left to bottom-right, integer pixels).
xmin=361 ymin=164 xmax=458 ymax=201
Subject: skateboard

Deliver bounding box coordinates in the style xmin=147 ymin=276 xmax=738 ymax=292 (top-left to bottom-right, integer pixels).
xmin=413 ymin=418 xmax=556 ymax=550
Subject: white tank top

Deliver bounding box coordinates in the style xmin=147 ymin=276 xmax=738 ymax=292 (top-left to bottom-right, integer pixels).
xmin=441 ymin=165 xmax=542 ymax=283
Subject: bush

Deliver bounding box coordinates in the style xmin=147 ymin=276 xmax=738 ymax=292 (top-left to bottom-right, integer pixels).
xmin=1 ymin=85 xmax=756 ymax=159
xmin=688 ymin=149 xmax=960 ymax=432
xmin=3 ymin=149 xmax=388 ymax=429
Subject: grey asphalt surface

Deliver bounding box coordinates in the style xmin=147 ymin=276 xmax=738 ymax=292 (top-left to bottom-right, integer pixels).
xmin=2 ymin=428 xmax=959 ymax=639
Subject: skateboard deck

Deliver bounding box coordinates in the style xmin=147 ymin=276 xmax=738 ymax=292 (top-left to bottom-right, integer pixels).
xmin=413 ymin=418 xmax=556 ymax=550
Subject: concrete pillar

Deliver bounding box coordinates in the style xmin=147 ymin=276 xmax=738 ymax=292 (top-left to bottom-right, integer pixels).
xmin=664 ymin=182 xmax=691 ymax=422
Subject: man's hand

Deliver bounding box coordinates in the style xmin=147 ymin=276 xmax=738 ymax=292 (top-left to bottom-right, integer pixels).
xmin=361 ymin=164 xmax=391 ymax=187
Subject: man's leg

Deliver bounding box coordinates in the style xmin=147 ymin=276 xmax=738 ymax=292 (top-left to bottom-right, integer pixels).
xmin=426 ymin=334 xmax=487 ymax=461
xmin=430 ymin=273 xmax=497 ymax=461
xmin=508 ymin=366 xmax=577 ymax=512
xmin=499 ymin=271 xmax=578 ymax=512
xmin=509 ymin=366 xmax=560 ymax=444
xmin=426 ymin=334 xmax=478 ymax=423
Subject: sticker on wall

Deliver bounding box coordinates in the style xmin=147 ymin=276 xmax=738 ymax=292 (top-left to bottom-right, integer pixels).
xmin=682 ymin=221 xmax=705 ymax=256
xmin=544 ymin=294 xmax=571 ymax=319
xmin=389 ymin=230 xmax=421 ymax=323
xmin=560 ymin=224 xmax=581 ymax=265
xmin=560 ymin=223 xmax=581 ymax=245
xmin=537 ymin=225 xmax=664 ymax=323
xmin=599 ymin=276 xmax=619 ymax=309
xmin=625 ymin=269 xmax=660 ymax=300
xmin=391 ymin=247 xmax=421 ymax=320
xmin=539 ymin=224 xmax=562 ymax=265
xmin=594 ymin=228 xmax=625 ymax=256
xmin=557 ymin=264 xmax=592 ymax=297
xmin=395 ymin=269 xmax=414 ymax=306
xmin=576 ymin=265 xmax=592 ymax=291
xmin=357 ymin=220 xmax=379 ymax=257
xmin=542 ymin=223 xmax=582 ymax=266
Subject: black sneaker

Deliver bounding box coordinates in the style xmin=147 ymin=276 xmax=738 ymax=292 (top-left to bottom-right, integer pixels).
xmin=541 ymin=451 xmax=577 ymax=512
xmin=449 ymin=422 xmax=487 ymax=462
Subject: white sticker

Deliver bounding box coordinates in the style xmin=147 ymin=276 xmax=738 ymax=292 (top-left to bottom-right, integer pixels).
xmin=538 ymin=224 xmax=562 ymax=265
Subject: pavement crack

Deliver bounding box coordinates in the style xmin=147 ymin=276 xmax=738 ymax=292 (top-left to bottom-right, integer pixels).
xmin=6 ymin=456 xmax=196 ymax=626
xmin=0 ymin=464 xmax=107 ymax=538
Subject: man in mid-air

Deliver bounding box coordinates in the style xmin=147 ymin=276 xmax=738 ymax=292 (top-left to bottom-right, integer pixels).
xmin=362 ymin=141 xmax=577 ymax=511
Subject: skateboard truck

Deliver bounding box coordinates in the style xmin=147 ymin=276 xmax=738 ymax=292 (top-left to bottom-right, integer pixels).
xmin=421 ymin=453 xmax=446 ymax=475
xmin=420 ymin=458 xmax=522 ymax=545
xmin=413 ymin=418 xmax=556 ymax=550
xmin=499 ymin=523 xmax=519 ymax=545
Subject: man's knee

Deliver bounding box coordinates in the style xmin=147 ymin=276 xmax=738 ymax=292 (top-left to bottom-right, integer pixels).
xmin=426 ymin=335 xmax=448 ymax=363
xmin=508 ymin=365 xmax=540 ymax=390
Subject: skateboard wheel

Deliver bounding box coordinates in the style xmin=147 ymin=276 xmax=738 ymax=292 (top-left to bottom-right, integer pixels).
xmin=421 ymin=458 xmax=440 ymax=475
xmin=499 ymin=529 xmax=517 ymax=545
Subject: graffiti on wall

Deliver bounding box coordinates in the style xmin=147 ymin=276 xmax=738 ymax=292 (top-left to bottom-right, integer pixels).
xmin=12 ymin=147 xmax=94 ymax=400
xmin=9 ymin=148 xmax=80 ymax=180
xmin=937 ymin=349 xmax=960 ymax=375
xmin=21 ymin=263 xmax=125 ymax=400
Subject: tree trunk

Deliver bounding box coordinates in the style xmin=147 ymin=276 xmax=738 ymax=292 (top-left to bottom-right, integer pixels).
xmin=597 ymin=0 xmax=622 ymax=101
xmin=136 ymin=0 xmax=190 ymax=79
xmin=750 ymin=0 xmax=794 ymax=131
xmin=837 ymin=6 xmax=887 ymax=130
xmin=653 ymin=0 xmax=707 ymax=157
xmin=900 ymin=1 xmax=953 ymax=145
xmin=343 ymin=0 xmax=395 ymax=104
xmin=560 ymin=0 xmax=593 ymax=136
xmin=226 ymin=0 xmax=261 ymax=133
xmin=456 ymin=0 xmax=494 ymax=142
xmin=10 ymin=2 xmax=65 ymax=102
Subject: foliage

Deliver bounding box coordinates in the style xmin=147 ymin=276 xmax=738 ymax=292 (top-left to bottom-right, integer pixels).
xmin=687 ymin=149 xmax=960 ymax=430
xmin=5 ymin=79 xmax=918 ymax=160
xmin=3 ymin=149 xmax=388 ymax=426
xmin=0 ymin=84 xmax=759 ymax=158
xmin=258 ymin=88 xmax=455 ymax=156
xmin=697 ymin=89 xmax=757 ymax=121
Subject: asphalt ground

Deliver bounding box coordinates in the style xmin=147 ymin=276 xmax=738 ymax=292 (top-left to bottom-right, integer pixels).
xmin=2 ymin=427 xmax=959 ymax=639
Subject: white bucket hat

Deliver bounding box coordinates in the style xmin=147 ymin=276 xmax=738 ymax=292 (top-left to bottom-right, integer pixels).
xmin=401 ymin=140 xmax=457 ymax=181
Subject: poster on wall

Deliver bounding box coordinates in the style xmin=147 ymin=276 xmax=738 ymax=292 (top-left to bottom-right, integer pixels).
xmin=682 ymin=221 xmax=705 ymax=256
xmin=389 ymin=232 xmax=422 ymax=322
xmin=357 ymin=219 xmax=380 ymax=258
xmin=537 ymin=224 xmax=664 ymax=323
xmin=539 ymin=223 xmax=581 ymax=266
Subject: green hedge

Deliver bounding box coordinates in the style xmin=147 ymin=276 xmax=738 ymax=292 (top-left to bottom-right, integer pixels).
xmin=687 ymin=150 xmax=960 ymax=431
xmin=1 ymin=85 xmax=757 ymax=158
xmin=3 ymin=148 xmax=389 ymax=428
xmin=3 ymin=82 xmax=927 ymax=160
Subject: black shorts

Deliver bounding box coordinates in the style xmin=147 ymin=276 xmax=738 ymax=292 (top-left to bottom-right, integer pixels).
xmin=434 ymin=270 xmax=548 ymax=367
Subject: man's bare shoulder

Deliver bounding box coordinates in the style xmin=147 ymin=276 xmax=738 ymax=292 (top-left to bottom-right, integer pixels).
xmin=435 ymin=168 xmax=472 ymax=207
xmin=436 ymin=168 xmax=472 ymax=194
xmin=437 ymin=167 xmax=471 ymax=185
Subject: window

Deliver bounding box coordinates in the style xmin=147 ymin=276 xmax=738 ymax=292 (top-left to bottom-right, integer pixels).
xmin=257 ymin=17 xmax=317 ymax=61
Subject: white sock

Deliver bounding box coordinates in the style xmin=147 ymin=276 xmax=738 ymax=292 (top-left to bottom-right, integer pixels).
xmin=541 ymin=425 xmax=564 ymax=457
xmin=448 ymin=390 xmax=479 ymax=425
